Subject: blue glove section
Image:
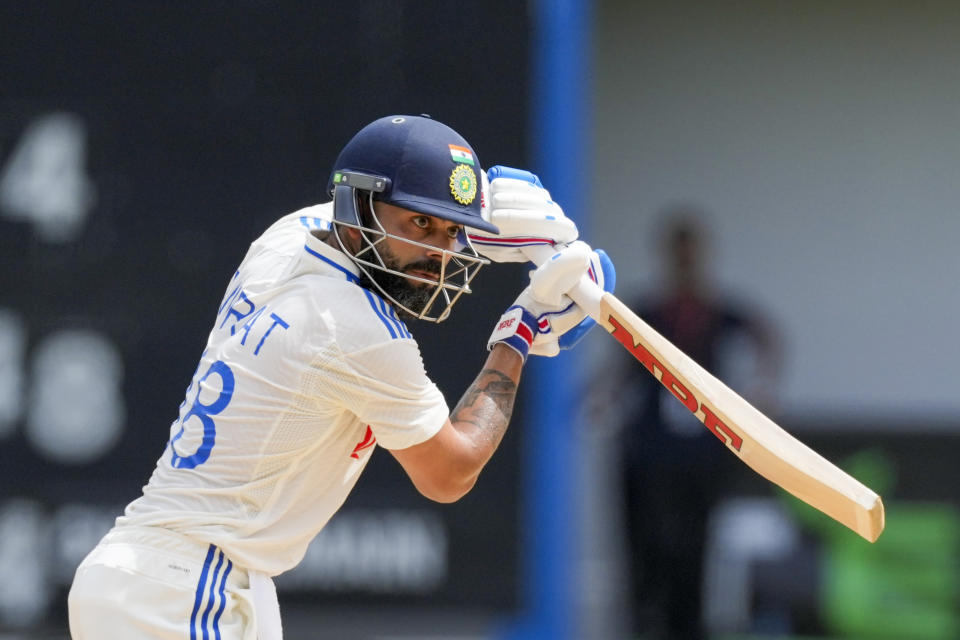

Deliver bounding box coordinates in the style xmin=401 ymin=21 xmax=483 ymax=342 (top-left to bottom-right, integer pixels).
xmin=499 ymin=306 xmax=539 ymax=361
xmin=597 ymin=248 xmax=617 ymax=291
xmin=556 ymin=249 xmax=616 ymax=351
xmin=487 ymin=165 xmax=544 ymax=188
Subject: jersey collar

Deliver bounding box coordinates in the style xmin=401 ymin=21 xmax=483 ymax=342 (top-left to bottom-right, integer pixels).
xmin=302 ymin=221 xmax=361 ymax=283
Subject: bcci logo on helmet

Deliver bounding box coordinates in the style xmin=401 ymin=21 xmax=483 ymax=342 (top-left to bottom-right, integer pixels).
xmin=449 ymin=165 xmax=477 ymax=205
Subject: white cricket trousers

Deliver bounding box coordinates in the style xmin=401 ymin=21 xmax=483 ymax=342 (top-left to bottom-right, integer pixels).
xmin=68 ymin=525 xmax=283 ymax=639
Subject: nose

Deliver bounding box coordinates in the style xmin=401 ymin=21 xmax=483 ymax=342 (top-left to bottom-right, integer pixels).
xmin=425 ymin=246 xmax=452 ymax=270
xmin=425 ymin=229 xmax=457 ymax=259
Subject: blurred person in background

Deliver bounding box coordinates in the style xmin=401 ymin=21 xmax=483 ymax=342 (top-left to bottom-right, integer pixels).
xmin=67 ymin=115 xmax=614 ymax=639
xmin=611 ymin=208 xmax=780 ymax=639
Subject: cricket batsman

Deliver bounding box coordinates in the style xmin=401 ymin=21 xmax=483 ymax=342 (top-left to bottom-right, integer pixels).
xmin=68 ymin=115 xmax=614 ymax=638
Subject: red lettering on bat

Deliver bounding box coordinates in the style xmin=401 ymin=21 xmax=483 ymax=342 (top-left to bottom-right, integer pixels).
xmin=700 ymin=403 xmax=743 ymax=451
xmin=659 ymin=369 xmax=698 ymax=414
xmin=608 ymin=315 xmax=743 ymax=452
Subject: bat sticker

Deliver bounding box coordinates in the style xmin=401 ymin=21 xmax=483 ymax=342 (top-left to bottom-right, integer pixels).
xmin=608 ymin=315 xmax=743 ymax=451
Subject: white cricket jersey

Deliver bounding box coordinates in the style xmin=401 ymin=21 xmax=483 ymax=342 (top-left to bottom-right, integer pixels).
xmin=117 ymin=203 xmax=449 ymax=576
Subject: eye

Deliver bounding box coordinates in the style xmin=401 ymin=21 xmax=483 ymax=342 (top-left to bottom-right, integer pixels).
xmin=411 ymin=216 xmax=430 ymax=229
xmin=447 ymin=225 xmax=462 ymax=239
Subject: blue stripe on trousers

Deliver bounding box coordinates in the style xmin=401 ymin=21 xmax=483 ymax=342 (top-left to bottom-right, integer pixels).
xmin=190 ymin=545 xmax=217 ymax=640
xmin=212 ymin=558 xmax=233 ymax=640
xmin=201 ymin=550 xmax=226 ymax=640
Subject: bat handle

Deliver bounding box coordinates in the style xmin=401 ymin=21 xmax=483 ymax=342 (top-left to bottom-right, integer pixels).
xmin=521 ymin=244 xmax=605 ymax=322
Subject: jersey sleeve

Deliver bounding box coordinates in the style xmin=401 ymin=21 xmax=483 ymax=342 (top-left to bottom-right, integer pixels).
xmin=310 ymin=338 xmax=449 ymax=451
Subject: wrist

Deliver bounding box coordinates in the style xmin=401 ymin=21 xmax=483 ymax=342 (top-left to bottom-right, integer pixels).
xmin=488 ymin=343 xmax=525 ymax=378
xmin=487 ymin=305 xmax=539 ymax=361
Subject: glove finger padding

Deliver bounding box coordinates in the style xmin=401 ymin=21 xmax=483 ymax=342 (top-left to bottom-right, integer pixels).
xmin=470 ymin=167 xmax=579 ymax=263
xmin=488 ymin=242 xmax=616 ymax=360
xmin=482 ymin=207 xmax=578 ymax=245
xmin=527 ymin=240 xmax=593 ymax=306
xmin=489 ymin=179 xmax=559 ymax=211
xmin=528 ymin=248 xmax=616 ymax=357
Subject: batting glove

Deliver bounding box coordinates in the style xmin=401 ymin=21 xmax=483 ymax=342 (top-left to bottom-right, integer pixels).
xmin=469 ymin=166 xmax=579 ymax=263
xmin=488 ymin=241 xmax=616 ymax=360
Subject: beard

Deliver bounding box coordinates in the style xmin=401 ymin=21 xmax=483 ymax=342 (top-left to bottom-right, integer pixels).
xmin=358 ymin=243 xmax=442 ymax=320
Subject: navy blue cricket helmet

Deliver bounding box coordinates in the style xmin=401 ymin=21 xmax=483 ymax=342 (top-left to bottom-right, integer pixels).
xmin=327 ymin=115 xmax=498 ymax=234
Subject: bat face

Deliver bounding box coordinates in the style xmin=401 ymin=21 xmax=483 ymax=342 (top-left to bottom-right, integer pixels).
xmin=607 ymin=315 xmax=744 ymax=452
xmin=599 ymin=293 xmax=885 ymax=543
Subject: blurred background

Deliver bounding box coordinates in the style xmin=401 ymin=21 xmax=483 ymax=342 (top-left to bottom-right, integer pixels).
xmin=1 ymin=1 xmax=958 ymax=639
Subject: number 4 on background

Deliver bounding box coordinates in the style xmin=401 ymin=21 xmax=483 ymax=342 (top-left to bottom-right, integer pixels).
xmin=0 ymin=112 xmax=97 ymax=243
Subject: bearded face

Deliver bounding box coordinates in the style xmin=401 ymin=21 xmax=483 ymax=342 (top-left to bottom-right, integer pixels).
xmin=330 ymin=190 xmax=487 ymax=323
xmin=356 ymin=240 xmax=443 ymax=320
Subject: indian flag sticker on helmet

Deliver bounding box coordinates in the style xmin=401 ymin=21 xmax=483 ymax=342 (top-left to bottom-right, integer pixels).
xmin=448 ymin=144 xmax=475 ymax=166
xmin=450 ymin=165 xmax=477 ymax=205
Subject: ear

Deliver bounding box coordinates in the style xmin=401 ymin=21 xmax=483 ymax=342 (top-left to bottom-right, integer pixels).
xmin=342 ymin=226 xmax=362 ymax=252
xmin=327 ymin=224 xmax=361 ymax=255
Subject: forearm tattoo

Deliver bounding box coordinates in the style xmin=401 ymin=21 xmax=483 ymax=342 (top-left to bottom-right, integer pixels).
xmin=451 ymin=368 xmax=517 ymax=447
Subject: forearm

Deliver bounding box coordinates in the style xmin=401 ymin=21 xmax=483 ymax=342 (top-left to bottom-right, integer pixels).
xmin=449 ymin=343 xmax=523 ymax=466
xmin=387 ymin=344 xmax=523 ymax=503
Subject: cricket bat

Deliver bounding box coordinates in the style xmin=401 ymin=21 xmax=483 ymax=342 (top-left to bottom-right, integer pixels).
xmin=528 ymin=245 xmax=886 ymax=542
